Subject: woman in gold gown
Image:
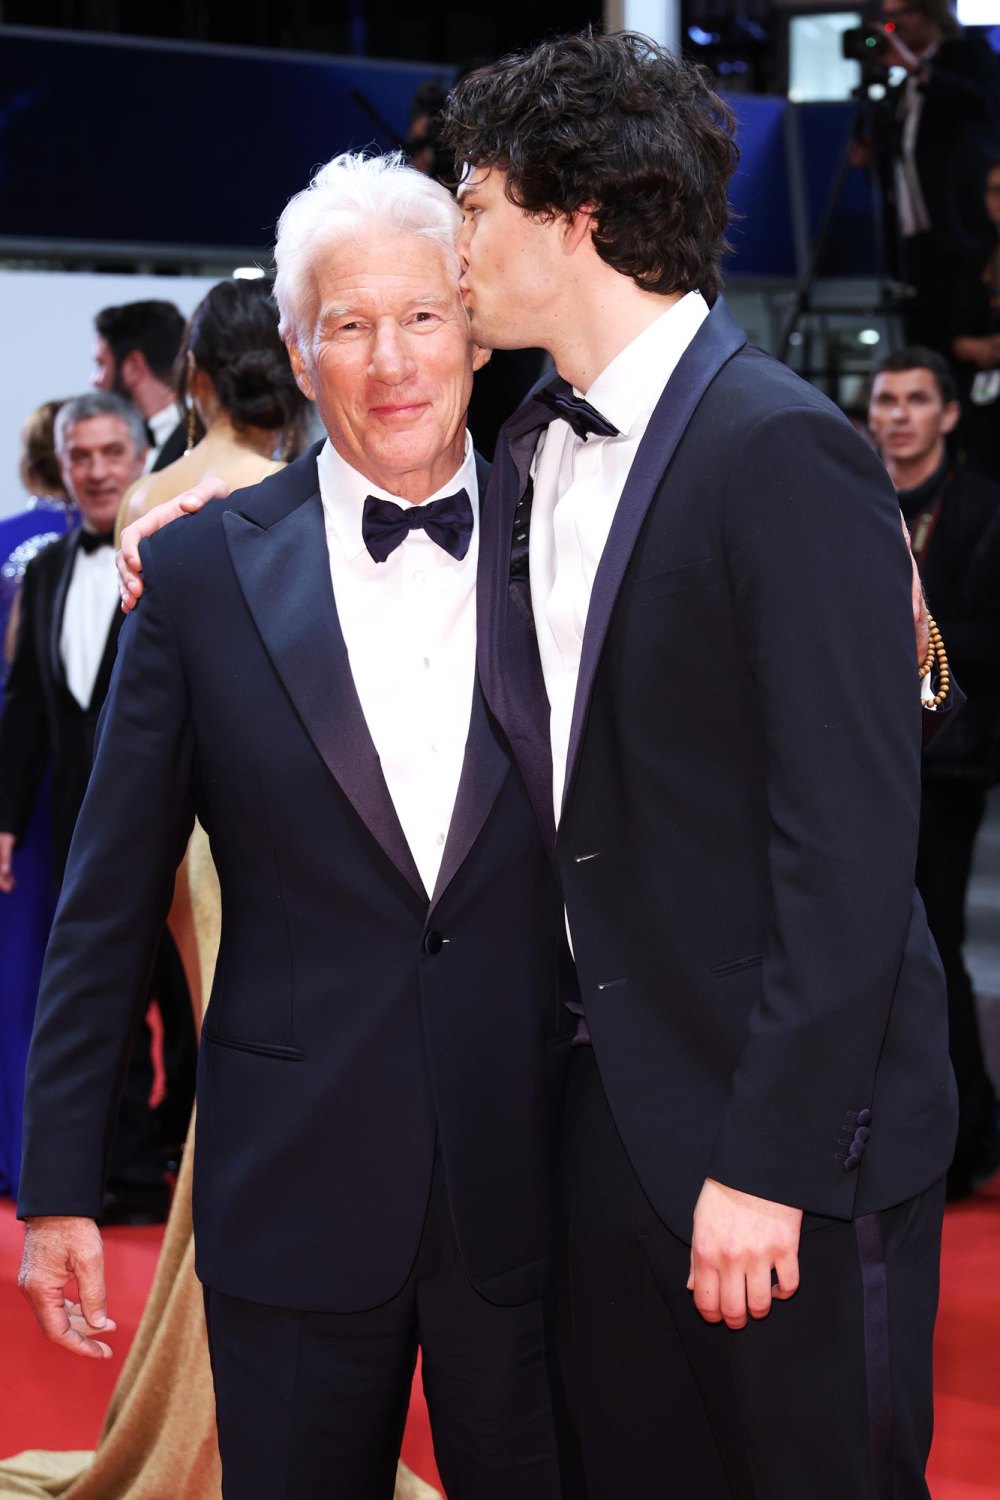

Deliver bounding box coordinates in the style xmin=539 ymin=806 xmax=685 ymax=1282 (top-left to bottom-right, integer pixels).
xmin=1 ymin=279 xmax=440 ymax=1500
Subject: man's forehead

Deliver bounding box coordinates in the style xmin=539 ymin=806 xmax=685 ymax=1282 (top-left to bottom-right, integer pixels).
xmin=66 ymin=416 xmax=131 ymax=446
xmin=456 ymin=162 xmax=494 ymax=197
xmin=874 ymin=369 xmax=937 ymax=393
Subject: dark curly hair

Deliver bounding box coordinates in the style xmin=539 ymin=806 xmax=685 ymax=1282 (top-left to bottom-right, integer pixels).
xmin=178 ymin=279 xmax=309 ymax=453
xmin=441 ymin=31 xmax=739 ymax=302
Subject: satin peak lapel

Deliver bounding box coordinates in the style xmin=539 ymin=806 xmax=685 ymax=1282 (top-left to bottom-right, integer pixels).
xmin=478 ymin=401 xmax=558 ymax=848
xmin=223 ymin=492 xmax=427 ymax=900
xmin=561 ymin=297 xmax=747 ymax=816
xmin=430 ymin=686 xmax=508 ymax=911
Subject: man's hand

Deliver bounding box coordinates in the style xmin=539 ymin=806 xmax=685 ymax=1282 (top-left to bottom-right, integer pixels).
xmin=19 ymin=1216 xmax=117 ymax=1358
xmin=0 ymin=832 xmax=15 ymax=893
xmin=900 ymin=512 xmax=930 ymax=664
xmin=876 ymin=24 xmax=922 ymax=74
xmin=116 ymin=478 xmax=230 ymax=612
xmin=687 ymin=1178 xmax=802 ymax=1330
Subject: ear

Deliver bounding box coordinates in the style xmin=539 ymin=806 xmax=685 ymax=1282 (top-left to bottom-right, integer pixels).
xmin=561 ymin=206 xmax=597 ymax=257
xmin=472 ymin=343 xmax=492 ymax=373
xmin=941 ymin=399 xmax=961 ymax=436
xmin=120 ymin=348 xmax=148 ymax=393
xmin=288 ymin=342 xmax=316 ymax=402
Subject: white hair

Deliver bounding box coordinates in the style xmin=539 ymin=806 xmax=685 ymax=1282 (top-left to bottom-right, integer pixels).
xmin=273 ymin=150 xmax=462 ymax=350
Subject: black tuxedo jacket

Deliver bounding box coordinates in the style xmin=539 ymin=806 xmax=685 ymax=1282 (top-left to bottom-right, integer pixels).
xmin=480 ymin=299 xmax=957 ymax=1239
xmin=150 ymin=419 xmax=187 ymax=473
xmin=888 ymin=34 xmax=1000 ymax=261
xmin=0 ymin=530 xmax=122 ymax=878
xmin=19 ymin=446 xmax=576 ymax=1311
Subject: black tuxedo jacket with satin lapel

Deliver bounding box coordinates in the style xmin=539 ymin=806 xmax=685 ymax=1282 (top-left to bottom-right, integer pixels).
xmin=0 ymin=529 xmax=122 ymax=878
xmin=19 ymin=443 xmax=576 ymax=1311
xmin=480 ymin=298 xmax=958 ymax=1239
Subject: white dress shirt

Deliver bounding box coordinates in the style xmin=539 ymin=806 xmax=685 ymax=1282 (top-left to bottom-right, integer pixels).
xmin=60 ymin=538 xmax=119 ymax=709
xmin=530 ymin=291 xmax=709 ymax=823
xmin=316 ymin=434 xmax=479 ymax=896
xmin=145 ymin=403 xmax=180 ymax=471
xmin=895 ymin=49 xmax=937 ymax=239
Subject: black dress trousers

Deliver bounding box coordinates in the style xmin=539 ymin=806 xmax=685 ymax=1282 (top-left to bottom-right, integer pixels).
xmin=203 ymin=1150 xmax=565 ymax=1500
xmin=557 ymin=1046 xmax=944 ymax=1500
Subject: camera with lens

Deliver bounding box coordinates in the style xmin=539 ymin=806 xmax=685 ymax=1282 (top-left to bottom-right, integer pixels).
xmin=841 ymin=24 xmax=889 ymax=63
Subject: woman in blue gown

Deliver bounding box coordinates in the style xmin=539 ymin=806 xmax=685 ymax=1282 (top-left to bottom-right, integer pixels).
xmin=0 ymin=399 xmax=73 ymax=1198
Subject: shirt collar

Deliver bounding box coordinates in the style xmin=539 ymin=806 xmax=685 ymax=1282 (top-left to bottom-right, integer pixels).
xmin=317 ymin=428 xmax=478 ymax=562
xmin=579 ymin=291 xmax=709 ymax=439
xmin=147 ymin=403 xmax=179 ymax=449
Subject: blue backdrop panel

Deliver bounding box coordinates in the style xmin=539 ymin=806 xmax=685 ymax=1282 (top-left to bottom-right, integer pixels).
xmin=0 ymin=29 xmax=449 ymax=251
xmin=726 ymin=94 xmax=797 ymax=279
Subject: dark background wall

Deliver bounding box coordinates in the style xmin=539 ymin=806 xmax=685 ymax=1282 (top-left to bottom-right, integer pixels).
xmin=0 ymin=0 xmax=603 ymax=64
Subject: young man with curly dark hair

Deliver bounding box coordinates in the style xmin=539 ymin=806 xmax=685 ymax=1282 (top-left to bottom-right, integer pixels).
xmin=443 ymin=31 xmax=955 ymax=1500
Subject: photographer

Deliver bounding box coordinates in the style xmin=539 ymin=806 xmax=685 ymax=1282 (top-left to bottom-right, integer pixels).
xmin=856 ymin=0 xmax=1000 ymax=352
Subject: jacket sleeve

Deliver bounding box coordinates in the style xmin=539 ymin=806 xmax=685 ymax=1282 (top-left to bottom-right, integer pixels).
xmin=923 ymin=37 xmax=1000 ymax=122
xmin=0 ymin=559 xmax=52 ymax=841
xmin=18 ymin=539 xmax=196 ymax=1219
xmin=706 ymin=403 xmax=923 ymax=1213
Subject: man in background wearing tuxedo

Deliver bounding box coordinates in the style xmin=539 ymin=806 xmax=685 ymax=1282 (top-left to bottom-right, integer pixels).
xmin=0 ymin=391 xmax=193 ymax=1224
xmin=92 ymin=300 xmax=187 ymax=471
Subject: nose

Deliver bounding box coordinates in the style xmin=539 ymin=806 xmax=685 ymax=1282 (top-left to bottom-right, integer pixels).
xmin=368 ymin=320 xmax=416 ymax=384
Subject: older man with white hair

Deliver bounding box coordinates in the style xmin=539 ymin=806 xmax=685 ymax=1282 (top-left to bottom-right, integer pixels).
xmin=16 ymin=153 xmax=574 ymax=1499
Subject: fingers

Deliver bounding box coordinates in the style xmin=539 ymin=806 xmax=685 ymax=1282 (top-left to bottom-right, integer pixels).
xmin=74 ymin=1242 xmax=108 ymax=1334
xmin=771 ymin=1249 xmax=800 ymax=1302
xmin=116 ymin=481 xmax=229 ymax=611
xmin=0 ymin=833 xmax=15 ymax=893
xmin=24 ymin=1278 xmax=112 ymax=1359
xmin=66 ymin=1300 xmax=117 ymax=1336
xmin=688 ymin=1179 xmax=802 ymax=1330
xmin=185 ymin=477 xmax=230 ymax=506
xmin=19 ymin=1217 xmax=114 ymax=1359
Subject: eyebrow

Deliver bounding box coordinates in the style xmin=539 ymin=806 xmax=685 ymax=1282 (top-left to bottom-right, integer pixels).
xmin=321 ymin=293 xmax=451 ymax=320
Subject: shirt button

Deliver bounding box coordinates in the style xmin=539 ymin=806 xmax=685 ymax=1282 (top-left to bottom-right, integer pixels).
xmin=430 ymin=742 xmax=438 ymax=754
xmin=435 ymin=832 xmax=445 ymax=846
xmin=413 ymin=570 xmax=426 ymax=585
xmin=422 ymin=656 xmax=431 ymax=669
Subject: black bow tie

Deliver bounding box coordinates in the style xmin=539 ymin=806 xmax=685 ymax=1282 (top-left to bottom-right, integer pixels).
xmin=78 ymin=528 xmax=115 ymax=555
xmin=362 ymin=489 xmax=474 ymax=565
xmin=535 ymin=385 xmax=619 ymax=442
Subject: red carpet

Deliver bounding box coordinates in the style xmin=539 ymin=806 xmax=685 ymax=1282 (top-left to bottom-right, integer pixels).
xmin=1 ymin=1187 xmax=998 ymax=1496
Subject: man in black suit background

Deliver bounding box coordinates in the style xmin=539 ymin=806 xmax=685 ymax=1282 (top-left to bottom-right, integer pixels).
xmin=0 ymin=391 xmax=192 ymax=1226
xmin=18 ymin=153 xmax=574 ymax=1500
xmin=92 ymin=300 xmax=187 ymax=471
xmin=445 ymin=33 xmax=956 ymax=1499
xmin=0 ymin=393 xmax=146 ymax=887
xmin=869 ymin=345 xmax=1000 ymax=1199
xmin=875 ymin=0 xmax=1000 ymax=352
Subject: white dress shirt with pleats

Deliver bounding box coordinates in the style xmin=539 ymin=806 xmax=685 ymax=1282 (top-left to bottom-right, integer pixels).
xmin=316 ymin=434 xmax=479 ymax=897
xmin=530 ymin=291 xmax=709 ymax=824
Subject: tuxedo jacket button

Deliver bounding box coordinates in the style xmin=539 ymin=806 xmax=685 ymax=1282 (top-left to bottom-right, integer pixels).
xmin=424 ymin=930 xmax=444 ymax=956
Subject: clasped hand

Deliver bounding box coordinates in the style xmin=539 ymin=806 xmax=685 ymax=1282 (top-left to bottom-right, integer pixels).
xmin=688 ymin=1178 xmax=802 ymax=1330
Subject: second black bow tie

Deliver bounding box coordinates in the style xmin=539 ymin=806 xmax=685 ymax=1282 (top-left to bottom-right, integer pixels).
xmin=362 ymin=489 xmax=474 ymax=565
xmin=535 ymin=384 xmax=619 ymax=442
xmin=78 ymin=528 xmax=115 ymax=555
